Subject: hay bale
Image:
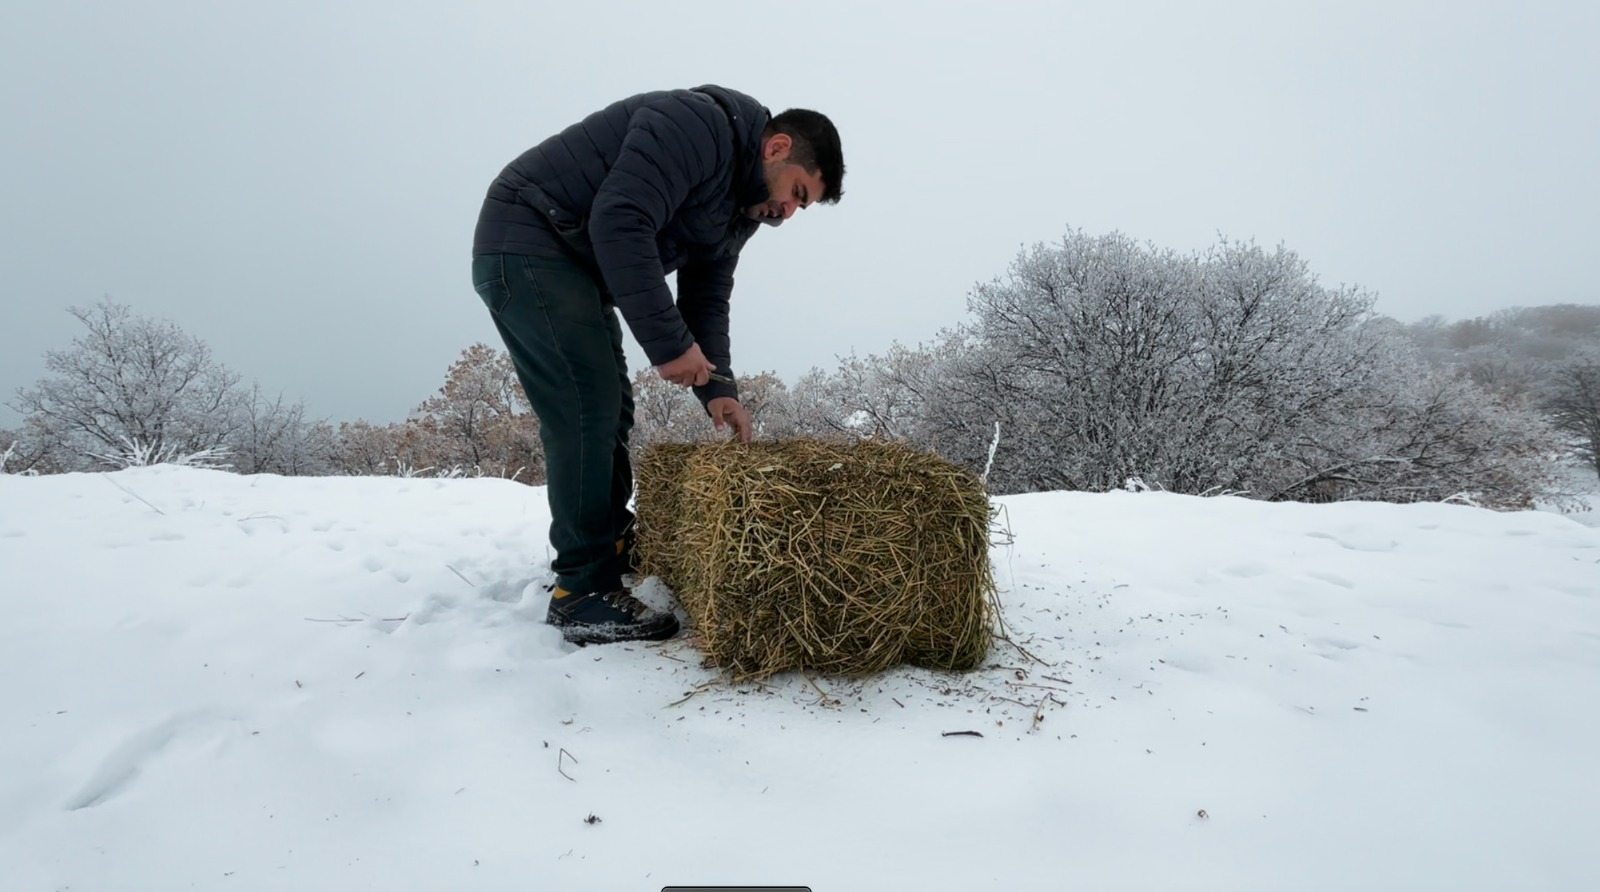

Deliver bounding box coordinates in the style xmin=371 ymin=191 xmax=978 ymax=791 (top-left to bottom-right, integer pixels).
xmin=635 ymin=438 xmax=996 ymax=678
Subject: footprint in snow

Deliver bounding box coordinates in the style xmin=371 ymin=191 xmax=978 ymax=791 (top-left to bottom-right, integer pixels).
xmin=1306 ymin=530 xmax=1398 ymax=553
xmin=481 ymin=577 xmax=528 ymax=603
xmin=1306 ymin=571 xmax=1357 ymax=589
xmin=406 ymin=593 xmax=460 ymax=625
xmin=1310 ymin=636 xmax=1362 ymax=659
xmin=1221 ymin=563 xmax=1272 ymax=579
xmin=65 ymin=710 xmax=240 ymax=811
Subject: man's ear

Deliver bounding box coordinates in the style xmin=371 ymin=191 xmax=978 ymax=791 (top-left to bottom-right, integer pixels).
xmin=763 ymin=133 xmax=793 ymax=161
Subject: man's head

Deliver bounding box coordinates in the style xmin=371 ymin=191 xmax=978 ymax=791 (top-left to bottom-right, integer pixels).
xmin=746 ymin=108 xmax=845 ymax=224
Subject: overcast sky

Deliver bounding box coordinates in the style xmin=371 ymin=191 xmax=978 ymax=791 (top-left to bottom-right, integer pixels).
xmin=3 ymin=0 xmax=1597 ymax=429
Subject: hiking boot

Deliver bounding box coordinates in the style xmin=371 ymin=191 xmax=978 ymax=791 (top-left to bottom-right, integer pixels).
xmin=546 ymin=586 xmax=679 ymax=645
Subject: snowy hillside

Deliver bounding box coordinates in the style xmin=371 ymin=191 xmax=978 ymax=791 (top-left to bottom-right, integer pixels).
xmin=3 ymin=468 xmax=1598 ymax=891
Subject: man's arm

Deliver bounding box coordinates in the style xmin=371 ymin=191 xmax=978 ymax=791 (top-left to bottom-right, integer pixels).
xmin=588 ymin=100 xmax=721 ymax=367
xmin=677 ymin=254 xmax=738 ymax=408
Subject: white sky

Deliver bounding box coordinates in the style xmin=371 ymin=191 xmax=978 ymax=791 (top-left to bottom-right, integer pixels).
xmin=3 ymin=0 xmax=1598 ymax=428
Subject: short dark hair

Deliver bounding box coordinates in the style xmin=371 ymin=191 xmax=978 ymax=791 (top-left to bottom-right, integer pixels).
xmin=767 ymin=108 xmax=845 ymax=203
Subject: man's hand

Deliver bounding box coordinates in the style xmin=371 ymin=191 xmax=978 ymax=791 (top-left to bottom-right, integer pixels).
xmin=707 ymin=397 xmax=753 ymax=443
xmin=655 ymin=343 xmax=717 ymax=388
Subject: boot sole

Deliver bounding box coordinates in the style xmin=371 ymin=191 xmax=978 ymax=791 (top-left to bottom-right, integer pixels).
xmin=554 ymin=616 xmax=681 ymax=646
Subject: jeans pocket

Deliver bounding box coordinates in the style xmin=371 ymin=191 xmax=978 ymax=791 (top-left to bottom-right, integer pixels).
xmin=471 ymin=254 xmax=513 ymax=315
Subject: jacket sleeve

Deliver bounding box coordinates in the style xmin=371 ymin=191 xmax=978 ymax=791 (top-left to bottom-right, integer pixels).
xmin=678 ymin=254 xmax=739 ymax=408
xmin=588 ymin=101 xmax=720 ymax=367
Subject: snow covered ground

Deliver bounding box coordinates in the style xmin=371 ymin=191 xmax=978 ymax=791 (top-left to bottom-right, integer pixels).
xmin=3 ymin=467 xmax=1598 ymax=891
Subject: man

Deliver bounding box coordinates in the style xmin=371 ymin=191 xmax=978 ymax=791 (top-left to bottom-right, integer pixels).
xmin=470 ymin=85 xmax=845 ymax=645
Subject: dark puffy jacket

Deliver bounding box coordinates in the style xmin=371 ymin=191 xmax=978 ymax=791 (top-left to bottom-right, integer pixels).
xmin=473 ymin=85 xmax=774 ymax=406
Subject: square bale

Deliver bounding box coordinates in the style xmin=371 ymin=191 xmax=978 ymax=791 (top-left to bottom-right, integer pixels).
xmin=635 ymin=438 xmax=996 ymax=677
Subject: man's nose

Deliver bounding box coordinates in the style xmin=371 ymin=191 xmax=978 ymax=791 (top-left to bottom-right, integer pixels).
xmin=783 ymin=202 xmax=798 ymax=219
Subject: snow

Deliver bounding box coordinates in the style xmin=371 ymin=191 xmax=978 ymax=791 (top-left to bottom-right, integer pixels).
xmin=3 ymin=467 xmax=1599 ymax=891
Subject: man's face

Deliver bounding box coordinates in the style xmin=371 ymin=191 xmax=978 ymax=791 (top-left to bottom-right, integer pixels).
xmin=746 ymin=134 xmax=826 ymax=224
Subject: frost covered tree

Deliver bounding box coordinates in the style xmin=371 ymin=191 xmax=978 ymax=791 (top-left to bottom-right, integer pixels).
xmin=808 ymin=229 xmax=1562 ymax=507
xmin=228 ymin=383 xmax=336 ymax=476
xmin=1264 ymin=337 xmax=1565 ymax=508
xmin=332 ymin=420 xmax=411 ymax=476
xmin=777 ymin=369 xmax=848 ymax=440
xmin=949 ymin=231 xmax=1384 ymax=494
xmin=408 ymin=343 xmax=544 ymax=481
xmin=8 ymin=300 xmax=244 ymax=470
xmin=0 ymin=420 xmax=66 ymax=475
xmin=321 ymin=345 xmax=543 ymax=482
xmin=631 ymin=369 xmax=800 ymax=447
xmin=731 ymin=371 xmax=799 ymax=439
xmin=1400 ymin=304 xmax=1600 ymax=490
xmin=631 ymin=369 xmax=711 ymax=449
xmin=0 ymin=429 xmax=31 ymax=474
xmin=797 ymin=347 xmax=942 ymax=442
xmin=1404 ymin=304 xmax=1600 ymax=403
xmin=1545 ymin=349 xmax=1600 ymax=479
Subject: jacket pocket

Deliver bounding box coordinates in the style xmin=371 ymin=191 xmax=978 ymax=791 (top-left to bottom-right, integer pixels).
xmin=518 ymin=182 xmax=585 ymax=237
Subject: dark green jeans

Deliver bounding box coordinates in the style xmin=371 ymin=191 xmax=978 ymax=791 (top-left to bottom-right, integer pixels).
xmin=471 ymin=253 xmax=635 ymax=595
